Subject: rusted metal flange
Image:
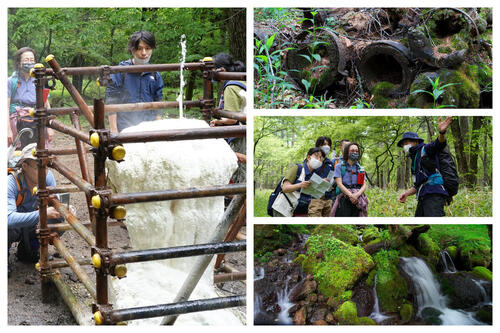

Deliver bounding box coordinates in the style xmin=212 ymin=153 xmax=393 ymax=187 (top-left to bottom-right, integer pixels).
xmin=358 ymin=40 xmax=413 ymax=96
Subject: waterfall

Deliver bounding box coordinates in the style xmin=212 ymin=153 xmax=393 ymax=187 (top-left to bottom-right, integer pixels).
xmin=177 ymin=34 xmax=187 ymax=119
xmin=276 ymin=277 xmax=295 ymax=325
xmin=254 ymin=267 xmax=265 ymax=281
xmin=400 ymin=257 xmax=483 ymax=325
xmin=369 ymin=275 xmax=391 ymax=323
xmin=440 ymin=250 xmax=457 ymax=273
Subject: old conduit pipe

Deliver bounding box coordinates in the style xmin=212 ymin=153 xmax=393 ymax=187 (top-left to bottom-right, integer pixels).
xmin=358 ymin=40 xmax=413 ymax=96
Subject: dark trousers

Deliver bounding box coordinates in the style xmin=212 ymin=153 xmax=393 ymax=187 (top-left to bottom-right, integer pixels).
xmin=335 ymin=195 xmax=361 ymax=217
xmin=415 ymin=194 xmax=446 ymax=217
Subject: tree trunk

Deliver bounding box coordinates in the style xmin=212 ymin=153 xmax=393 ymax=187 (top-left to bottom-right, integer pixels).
xmin=482 ymin=129 xmax=490 ymax=186
xmin=185 ymin=71 xmax=197 ymax=101
xmin=225 ymin=8 xmax=246 ymax=63
xmin=450 ymin=117 xmax=468 ymax=185
xmin=71 ymin=54 xmax=84 ymax=94
xmin=467 ymin=116 xmax=483 ymax=187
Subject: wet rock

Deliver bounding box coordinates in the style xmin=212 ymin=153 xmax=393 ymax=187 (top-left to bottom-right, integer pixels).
xmin=400 ymin=303 xmax=413 ymax=323
xmin=293 ymin=306 xmax=306 ymax=325
xmin=310 ymin=307 xmax=327 ymax=323
xmin=475 ymin=304 xmax=492 ymax=325
xmin=420 ymin=307 xmax=443 ymax=325
xmin=305 ymin=293 xmax=318 ymax=304
xmin=289 ymin=279 xmax=317 ymax=302
xmin=273 ymin=248 xmax=286 ymax=256
xmin=325 ymin=312 xmax=335 ymax=324
xmin=439 ymin=272 xmax=490 ymax=309
xmin=351 ymin=283 xmax=374 ymax=317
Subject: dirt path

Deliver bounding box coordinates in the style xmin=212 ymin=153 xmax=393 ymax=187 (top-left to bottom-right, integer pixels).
xmin=8 ymin=128 xmax=246 ymax=325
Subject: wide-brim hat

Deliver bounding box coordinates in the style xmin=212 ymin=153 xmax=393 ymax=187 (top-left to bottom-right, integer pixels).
xmin=397 ymin=132 xmax=424 ymax=147
xmin=16 ymin=143 xmax=37 ymax=166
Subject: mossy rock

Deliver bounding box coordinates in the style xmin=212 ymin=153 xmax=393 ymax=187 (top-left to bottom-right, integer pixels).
xmin=361 ymin=226 xmax=380 ymax=244
xmin=311 ymin=224 xmax=359 ymax=245
xmin=365 ymin=268 xmax=377 ymax=288
xmin=457 ymin=239 xmax=492 ymax=270
xmin=471 ymin=266 xmax=492 ymax=281
xmin=333 ymin=301 xmax=358 ymax=325
xmin=415 ymin=233 xmax=440 ymax=266
xmin=475 ymin=305 xmax=492 ymax=324
xmin=387 ymin=225 xmax=412 ymax=249
xmin=399 ymin=303 xmax=413 ymax=323
xmin=302 ymin=234 xmax=374 ymax=298
xmin=421 ymin=307 xmax=443 ymax=325
xmin=446 ymin=245 xmax=457 ymax=260
xmin=356 ymin=316 xmax=376 ymax=325
xmin=398 ymin=244 xmax=420 ymax=258
xmin=438 ymin=66 xmax=481 ymax=108
xmin=437 ymin=45 xmax=453 ymax=54
xmin=294 ymin=254 xmax=306 ymax=265
xmin=254 ymin=225 xmax=286 ymax=256
xmin=373 ymin=249 xmax=408 ymax=313
xmin=371 ymin=81 xmax=395 ymax=108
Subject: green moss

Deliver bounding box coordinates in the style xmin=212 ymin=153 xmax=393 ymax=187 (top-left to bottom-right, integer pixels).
xmin=471 ymin=266 xmax=492 ymax=281
xmin=333 ymin=301 xmax=358 ymax=325
xmin=438 ymin=46 xmax=453 ymax=54
xmin=311 ymin=224 xmax=359 ymax=245
xmin=446 ymin=245 xmax=457 ymax=259
xmin=371 ymin=81 xmax=395 ymax=108
xmin=399 ymin=37 xmax=408 ymax=48
xmin=366 ymin=268 xmax=377 ymax=288
xmin=398 ymin=244 xmax=419 ymax=258
xmin=415 ymin=233 xmax=440 ymax=267
xmin=400 ymin=303 xmax=413 ymax=323
xmin=373 ymin=249 xmax=408 ymax=313
xmin=302 ymin=234 xmax=374 ymax=298
xmin=440 ymin=66 xmax=481 ymax=108
xmin=356 ymin=317 xmax=376 ymax=325
xmin=450 ymin=34 xmax=468 ymax=50
xmin=362 ymin=226 xmax=380 ymax=243
xmin=407 ymin=72 xmax=438 ymax=108
xmin=294 ymin=254 xmax=306 ymax=265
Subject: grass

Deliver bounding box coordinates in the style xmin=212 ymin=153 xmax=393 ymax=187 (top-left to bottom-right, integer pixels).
xmin=254 ymin=187 xmax=492 ymax=217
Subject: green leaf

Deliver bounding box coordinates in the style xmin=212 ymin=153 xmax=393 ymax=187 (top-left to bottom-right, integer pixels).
xmin=312 ymin=53 xmax=322 ymax=62
xmin=266 ymin=33 xmax=277 ymax=50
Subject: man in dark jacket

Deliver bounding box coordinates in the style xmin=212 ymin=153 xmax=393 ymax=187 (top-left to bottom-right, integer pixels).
xmin=397 ymin=116 xmax=452 ymax=216
xmin=105 ymin=30 xmax=164 ymax=132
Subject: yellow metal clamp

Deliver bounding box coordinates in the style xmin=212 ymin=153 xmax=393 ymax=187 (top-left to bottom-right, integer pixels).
xmin=111 ymin=146 xmax=126 ymax=161
xmin=91 ymin=253 xmax=102 ymax=269
xmin=91 ymin=195 xmax=101 ymax=209
xmin=90 ymin=132 xmax=100 ymax=148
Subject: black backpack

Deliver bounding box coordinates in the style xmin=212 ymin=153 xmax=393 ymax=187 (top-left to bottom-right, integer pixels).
xmin=420 ymin=145 xmax=459 ymax=198
xmin=267 ymin=164 xmax=302 ymax=216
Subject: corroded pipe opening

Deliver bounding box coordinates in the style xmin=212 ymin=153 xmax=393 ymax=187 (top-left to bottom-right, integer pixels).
xmin=358 ymin=41 xmax=413 ymax=95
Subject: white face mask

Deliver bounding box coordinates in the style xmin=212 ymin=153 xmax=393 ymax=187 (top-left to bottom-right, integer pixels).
xmin=133 ymin=54 xmax=151 ymax=65
xmin=309 ymin=157 xmax=322 ymax=169
xmin=320 ymin=145 xmax=330 ymax=155
xmin=403 ymin=144 xmax=412 ymax=154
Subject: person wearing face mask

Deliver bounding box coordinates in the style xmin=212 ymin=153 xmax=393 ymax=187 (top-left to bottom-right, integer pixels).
xmin=8 ymin=47 xmax=53 ymax=148
xmin=209 ymin=52 xmax=246 ymax=183
xmin=397 ymin=117 xmax=453 ymax=217
xmin=273 ymin=147 xmax=325 ymax=217
xmin=309 ymin=136 xmax=335 ymax=216
xmin=331 ymin=142 xmax=368 ymax=217
xmin=106 ymin=30 xmax=164 ymax=133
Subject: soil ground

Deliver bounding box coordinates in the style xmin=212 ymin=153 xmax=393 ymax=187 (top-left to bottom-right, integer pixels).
xmin=8 ymin=129 xmax=246 ymax=325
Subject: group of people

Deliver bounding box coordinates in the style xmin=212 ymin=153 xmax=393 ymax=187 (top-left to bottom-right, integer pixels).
xmin=271 ymin=116 xmax=453 ymax=217
xmin=7 ymin=30 xmax=246 ymax=274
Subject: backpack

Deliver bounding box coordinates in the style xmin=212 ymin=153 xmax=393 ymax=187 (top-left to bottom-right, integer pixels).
xmin=267 ymin=164 xmax=303 ymax=216
xmin=8 ymin=169 xmax=25 ymax=207
xmin=419 ymin=145 xmax=459 ymax=198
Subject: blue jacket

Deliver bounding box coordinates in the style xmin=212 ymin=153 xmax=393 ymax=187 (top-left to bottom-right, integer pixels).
xmin=7 ymin=171 xmax=57 ymax=230
xmin=293 ymin=161 xmax=314 ymax=203
xmin=105 ymin=59 xmax=164 ymax=132
xmin=410 ymin=138 xmax=449 ymax=199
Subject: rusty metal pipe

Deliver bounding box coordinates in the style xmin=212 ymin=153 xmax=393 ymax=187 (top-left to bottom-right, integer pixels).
xmin=48 ymin=119 xmax=90 ymax=144
xmin=111 ymin=184 xmax=245 ymax=205
xmin=47 ymin=185 xmax=82 ymax=194
xmin=51 ymin=269 xmax=93 ymax=325
xmin=50 ymin=197 xmax=96 ymax=247
xmin=111 ymin=126 xmax=246 ymax=144
xmin=213 ymin=272 xmax=246 ymax=284
xmin=49 ymin=258 xmax=92 ymax=269
xmin=48 ymin=220 xmax=124 ymax=232
xmin=48 ymin=100 xmax=203 ymax=116
xmin=45 ymin=56 xmax=95 ymax=127
xmin=110 ymin=240 xmax=245 ymax=266
xmin=50 ymin=158 xmax=94 ymax=195
xmin=52 ymin=237 xmax=97 ymax=299
xmin=213 ymin=72 xmax=246 ymax=81
xmin=107 ymin=295 xmax=245 ymax=323
xmin=48 ymin=146 xmax=91 ymax=155
xmin=44 ymin=62 xmax=206 ymax=77
xmin=212 ymin=109 xmax=246 ymax=123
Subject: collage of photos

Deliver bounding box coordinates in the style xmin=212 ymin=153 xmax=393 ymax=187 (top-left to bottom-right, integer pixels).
xmin=3 ymin=4 xmax=495 ymax=329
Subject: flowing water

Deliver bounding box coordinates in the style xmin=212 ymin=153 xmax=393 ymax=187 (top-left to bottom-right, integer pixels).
xmin=440 ymin=250 xmax=457 ymax=273
xmin=400 ymin=257 xmax=483 ymax=325
xmin=369 ymin=275 xmax=391 ymax=323
xmin=177 ymin=34 xmax=187 ymax=119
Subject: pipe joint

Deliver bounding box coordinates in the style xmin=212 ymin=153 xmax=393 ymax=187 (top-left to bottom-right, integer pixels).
xmin=97 ymin=65 xmax=112 ymax=87
xmin=91 ymin=247 xmax=113 ymax=275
